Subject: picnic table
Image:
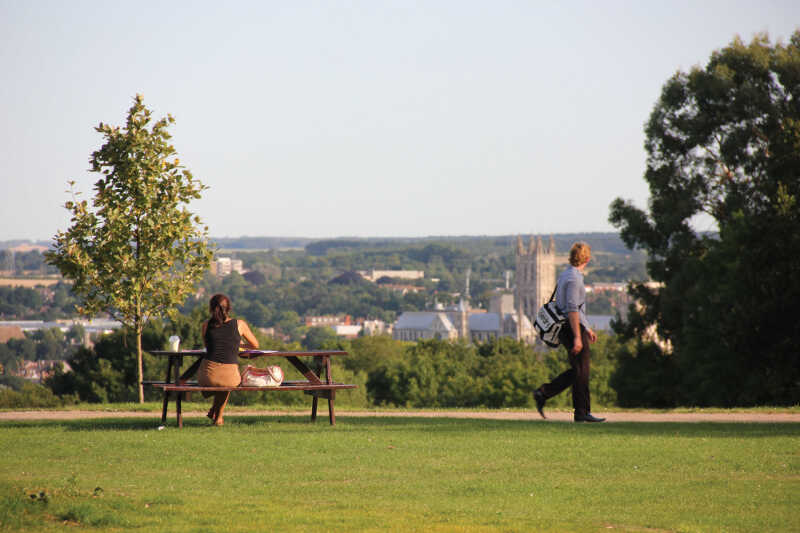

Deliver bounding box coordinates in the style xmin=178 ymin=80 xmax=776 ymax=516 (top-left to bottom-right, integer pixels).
xmin=144 ymin=349 xmax=355 ymax=428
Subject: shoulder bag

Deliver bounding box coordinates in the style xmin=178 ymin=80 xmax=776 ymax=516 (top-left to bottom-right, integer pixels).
xmin=534 ymin=286 xmax=566 ymax=348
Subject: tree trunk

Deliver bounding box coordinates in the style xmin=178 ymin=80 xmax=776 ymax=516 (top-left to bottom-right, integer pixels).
xmin=137 ymin=327 xmax=144 ymax=404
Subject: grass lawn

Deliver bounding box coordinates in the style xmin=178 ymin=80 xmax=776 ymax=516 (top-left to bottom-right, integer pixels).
xmin=1 ymin=413 xmax=798 ymax=532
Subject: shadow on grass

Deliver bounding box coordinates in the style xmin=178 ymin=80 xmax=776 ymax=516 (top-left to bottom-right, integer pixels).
xmin=1 ymin=415 xmax=799 ymax=438
xmin=336 ymin=416 xmax=800 ymax=438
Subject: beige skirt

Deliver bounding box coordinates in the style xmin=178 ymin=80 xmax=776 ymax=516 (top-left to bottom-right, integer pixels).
xmin=198 ymin=359 xmax=241 ymax=398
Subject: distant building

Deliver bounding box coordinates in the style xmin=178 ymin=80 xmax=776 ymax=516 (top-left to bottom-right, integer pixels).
xmin=211 ymin=257 xmax=244 ymax=277
xmin=362 ymin=319 xmax=391 ymax=336
xmin=392 ymin=299 xmax=534 ymax=343
xmin=515 ymin=235 xmax=556 ymax=321
xmin=359 ymin=269 xmax=424 ymax=283
xmin=305 ymin=314 xmax=351 ymax=327
xmin=393 ymin=312 xmax=458 ymax=342
xmin=586 ymin=283 xmax=627 ymax=293
xmin=333 ymin=324 xmax=362 ymax=339
xmin=0 ymin=325 xmax=24 ymax=343
xmin=489 ymin=293 xmax=515 ymax=315
xmin=468 ymin=312 xmax=535 ymax=343
xmin=391 ymin=235 xmax=561 ymax=345
xmin=14 ymin=360 xmax=71 ymax=382
xmin=0 ymin=319 xmax=120 ymax=335
xmin=303 ymin=315 xmax=367 ymax=338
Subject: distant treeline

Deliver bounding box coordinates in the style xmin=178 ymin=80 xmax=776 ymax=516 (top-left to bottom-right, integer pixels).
xmin=305 ymin=233 xmax=639 ymax=257
xmin=5 ymin=232 xmax=641 ymax=255
xmin=207 ymin=232 xmax=642 ymax=255
xmin=0 ymin=283 xmax=78 ymax=320
xmin=212 ymin=237 xmax=314 ymax=250
xmin=0 ymin=251 xmax=59 ymax=276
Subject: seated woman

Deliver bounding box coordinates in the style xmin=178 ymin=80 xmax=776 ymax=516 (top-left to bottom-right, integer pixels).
xmin=199 ymin=293 xmax=259 ymax=426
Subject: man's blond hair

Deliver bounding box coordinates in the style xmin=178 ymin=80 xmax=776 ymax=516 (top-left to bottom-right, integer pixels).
xmin=569 ymin=242 xmax=591 ymax=266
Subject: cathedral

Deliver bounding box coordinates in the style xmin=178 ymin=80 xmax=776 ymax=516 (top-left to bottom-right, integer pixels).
xmin=514 ymin=235 xmax=556 ymax=323
xmin=392 ymin=235 xmax=555 ymax=344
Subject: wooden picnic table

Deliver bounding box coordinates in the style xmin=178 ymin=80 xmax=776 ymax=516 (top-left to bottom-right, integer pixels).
xmin=144 ymin=349 xmax=354 ymax=428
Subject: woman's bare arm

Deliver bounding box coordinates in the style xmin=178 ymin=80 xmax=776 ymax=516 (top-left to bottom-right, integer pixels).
xmin=237 ymin=320 xmax=260 ymax=349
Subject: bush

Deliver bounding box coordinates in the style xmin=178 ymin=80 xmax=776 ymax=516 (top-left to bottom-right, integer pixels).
xmin=0 ymin=381 xmax=77 ymax=408
xmin=363 ymin=334 xmax=623 ymax=409
xmin=610 ymin=341 xmax=679 ymax=408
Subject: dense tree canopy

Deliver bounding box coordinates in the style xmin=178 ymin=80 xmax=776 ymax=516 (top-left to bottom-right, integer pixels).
xmin=0 ymin=283 xmax=78 ymax=320
xmin=609 ymin=33 xmax=800 ymax=406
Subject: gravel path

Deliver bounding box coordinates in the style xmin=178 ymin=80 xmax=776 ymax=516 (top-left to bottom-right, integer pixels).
xmin=2 ymin=409 xmax=798 ymax=423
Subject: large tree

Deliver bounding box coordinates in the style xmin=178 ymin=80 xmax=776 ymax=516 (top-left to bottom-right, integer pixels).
xmin=609 ymin=33 xmax=800 ymax=406
xmin=47 ymin=95 xmax=212 ymax=403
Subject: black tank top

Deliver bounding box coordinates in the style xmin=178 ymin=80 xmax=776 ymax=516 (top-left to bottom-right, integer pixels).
xmin=204 ymin=319 xmax=241 ymax=364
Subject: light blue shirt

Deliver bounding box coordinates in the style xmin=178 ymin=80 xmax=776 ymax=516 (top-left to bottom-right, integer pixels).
xmin=555 ymin=265 xmax=589 ymax=329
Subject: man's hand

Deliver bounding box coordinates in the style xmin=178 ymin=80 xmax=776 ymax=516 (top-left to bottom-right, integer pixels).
xmin=571 ymin=335 xmax=582 ymax=355
xmin=571 ymin=327 xmax=597 ymax=354
xmin=568 ymin=311 xmax=583 ymax=355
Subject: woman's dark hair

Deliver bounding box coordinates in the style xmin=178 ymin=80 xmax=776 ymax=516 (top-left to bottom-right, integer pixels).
xmin=208 ymin=294 xmax=232 ymax=328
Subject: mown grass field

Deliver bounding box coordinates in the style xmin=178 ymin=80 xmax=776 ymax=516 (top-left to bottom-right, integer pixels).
xmin=1 ymin=412 xmax=798 ymax=532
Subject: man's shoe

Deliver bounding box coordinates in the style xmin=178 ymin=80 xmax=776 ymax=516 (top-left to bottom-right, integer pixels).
xmin=574 ymin=413 xmax=605 ymax=423
xmin=533 ymin=389 xmax=546 ymax=419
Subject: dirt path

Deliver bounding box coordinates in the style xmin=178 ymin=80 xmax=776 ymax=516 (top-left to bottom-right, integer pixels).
xmin=2 ymin=409 xmax=798 ymax=423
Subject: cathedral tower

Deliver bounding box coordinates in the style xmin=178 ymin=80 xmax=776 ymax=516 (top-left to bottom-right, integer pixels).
xmin=514 ymin=235 xmax=556 ymax=321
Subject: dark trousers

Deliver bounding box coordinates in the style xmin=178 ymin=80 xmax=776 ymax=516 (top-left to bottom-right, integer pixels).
xmin=538 ymin=324 xmax=591 ymax=416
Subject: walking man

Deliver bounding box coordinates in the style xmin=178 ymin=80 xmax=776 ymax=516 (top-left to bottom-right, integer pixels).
xmin=534 ymin=242 xmax=605 ymax=422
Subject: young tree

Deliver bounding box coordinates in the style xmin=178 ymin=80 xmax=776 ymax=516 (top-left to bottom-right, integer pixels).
xmin=609 ymin=33 xmax=800 ymax=406
xmin=46 ymin=95 xmax=212 ymax=403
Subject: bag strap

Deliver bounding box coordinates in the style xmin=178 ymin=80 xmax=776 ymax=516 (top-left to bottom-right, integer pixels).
xmin=547 ymin=284 xmax=557 ymax=303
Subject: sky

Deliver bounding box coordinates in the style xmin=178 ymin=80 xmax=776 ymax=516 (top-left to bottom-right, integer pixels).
xmin=1 ymin=1 xmax=798 ymax=242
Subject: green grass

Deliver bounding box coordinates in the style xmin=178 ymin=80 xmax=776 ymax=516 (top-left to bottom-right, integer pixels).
xmin=4 ymin=401 xmax=798 ymax=414
xmin=1 ymin=415 xmax=798 ymax=532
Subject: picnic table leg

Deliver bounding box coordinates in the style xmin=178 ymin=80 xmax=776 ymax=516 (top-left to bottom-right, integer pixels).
xmin=324 ymin=356 xmax=335 ymax=425
xmin=290 ymin=354 xmax=326 ymax=423
xmin=176 ymin=389 xmax=183 ymax=429
xmin=161 ymin=356 xmax=176 ymax=423
xmin=310 ymin=354 xmax=325 ymax=423
xmin=329 ymin=390 xmax=336 ymax=425
xmin=311 ymin=395 xmax=318 ymax=422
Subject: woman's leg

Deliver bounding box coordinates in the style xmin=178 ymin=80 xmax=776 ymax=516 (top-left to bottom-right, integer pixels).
xmin=212 ymin=391 xmax=231 ymax=425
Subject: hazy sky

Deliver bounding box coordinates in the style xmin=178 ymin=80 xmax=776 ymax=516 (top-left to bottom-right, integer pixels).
xmin=2 ymin=1 xmax=798 ymax=241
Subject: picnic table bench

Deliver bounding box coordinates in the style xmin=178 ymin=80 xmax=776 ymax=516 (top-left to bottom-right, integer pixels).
xmin=143 ymin=349 xmax=355 ymax=428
